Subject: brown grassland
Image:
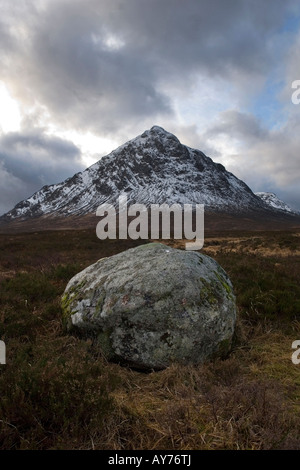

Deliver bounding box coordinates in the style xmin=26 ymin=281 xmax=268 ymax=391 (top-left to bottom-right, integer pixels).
xmin=0 ymin=228 xmax=300 ymax=450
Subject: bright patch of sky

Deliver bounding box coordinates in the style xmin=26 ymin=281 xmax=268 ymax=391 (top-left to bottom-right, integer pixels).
xmin=280 ymin=11 xmax=300 ymax=34
xmin=49 ymin=128 xmax=117 ymax=167
xmin=249 ymin=78 xmax=287 ymax=130
xmin=163 ymin=76 xmax=237 ymax=133
xmin=0 ymin=83 xmax=21 ymax=133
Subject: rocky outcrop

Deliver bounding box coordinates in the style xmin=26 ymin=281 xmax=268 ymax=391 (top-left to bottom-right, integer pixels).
xmin=62 ymin=243 xmax=236 ymax=370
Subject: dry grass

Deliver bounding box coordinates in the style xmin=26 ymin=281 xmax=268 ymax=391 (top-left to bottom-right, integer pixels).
xmin=1 ymin=229 xmax=300 ymax=449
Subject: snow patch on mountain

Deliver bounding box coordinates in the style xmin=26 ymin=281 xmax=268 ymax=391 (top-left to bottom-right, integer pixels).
xmin=255 ymin=192 xmax=298 ymax=214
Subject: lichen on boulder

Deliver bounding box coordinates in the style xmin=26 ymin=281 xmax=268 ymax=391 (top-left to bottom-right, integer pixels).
xmin=62 ymin=242 xmax=236 ymax=370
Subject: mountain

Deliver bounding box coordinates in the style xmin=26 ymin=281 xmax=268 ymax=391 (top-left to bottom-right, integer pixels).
xmin=1 ymin=126 xmax=275 ymax=224
xmin=255 ymin=192 xmax=298 ymax=215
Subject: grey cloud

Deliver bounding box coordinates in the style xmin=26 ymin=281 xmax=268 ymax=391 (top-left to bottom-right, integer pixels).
xmin=0 ymin=0 xmax=172 ymax=134
xmin=0 ymin=162 xmax=28 ymax=216
xmin=0 ymin=0 xmax=298 ymax=136
xmin=201 ymin=110 xmax=300 ymax=210
xmin=205 ymin=111 xmax=266 ymax=143
xmin=0 ymin=18 xmax=12 ymax=51
xmin=0 ymin=130 xmax=84 ymax=214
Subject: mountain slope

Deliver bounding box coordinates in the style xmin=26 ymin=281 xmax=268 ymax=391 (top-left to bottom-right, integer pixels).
xmin=0 ymin=126 xmax=281 ymax=222
xmin=255 ymin=192 xmax=298 ymax=215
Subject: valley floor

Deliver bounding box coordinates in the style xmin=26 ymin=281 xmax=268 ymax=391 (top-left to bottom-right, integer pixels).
xmin=0 ymin=229 xmax=300 ymax=450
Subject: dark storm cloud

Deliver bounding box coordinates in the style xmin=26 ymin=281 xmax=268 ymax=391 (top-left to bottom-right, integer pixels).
xmin=0 ymin=131 xmax=83 ymax=184
xmin=0 ymin=131 xmax=84 ymax=214
xmin=109 ymin=0 xmax=288 ymax=74
xmin=0 ymin=0 xmax=297 ymax=135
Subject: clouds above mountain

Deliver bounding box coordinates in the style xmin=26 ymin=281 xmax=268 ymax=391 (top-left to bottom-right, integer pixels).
xmin=0 ymin=131 xmax=83 ymax=214
xmin=0 ymin=0 xmax=300 ymax=213
xmin=201 ymin=110 xmax=300 ymax=208
xmin=0 ymin=0 xmax=297 ymax=133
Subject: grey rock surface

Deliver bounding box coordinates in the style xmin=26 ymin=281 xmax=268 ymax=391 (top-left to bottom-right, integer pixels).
xmin=62 ymin=243 xmax=236 ymax=369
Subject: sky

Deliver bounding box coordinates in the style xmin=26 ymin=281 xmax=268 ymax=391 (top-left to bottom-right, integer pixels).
xmin=1 ymin=0 xmax=300 ymax=215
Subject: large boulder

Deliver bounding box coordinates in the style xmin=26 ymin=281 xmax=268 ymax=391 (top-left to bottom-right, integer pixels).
xmin=62 ymin=243 xmax=236 ymax=370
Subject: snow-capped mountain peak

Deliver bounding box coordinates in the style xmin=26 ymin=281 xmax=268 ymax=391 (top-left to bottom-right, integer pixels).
xmin=0 ymin=126 xmax=293 ymax=222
